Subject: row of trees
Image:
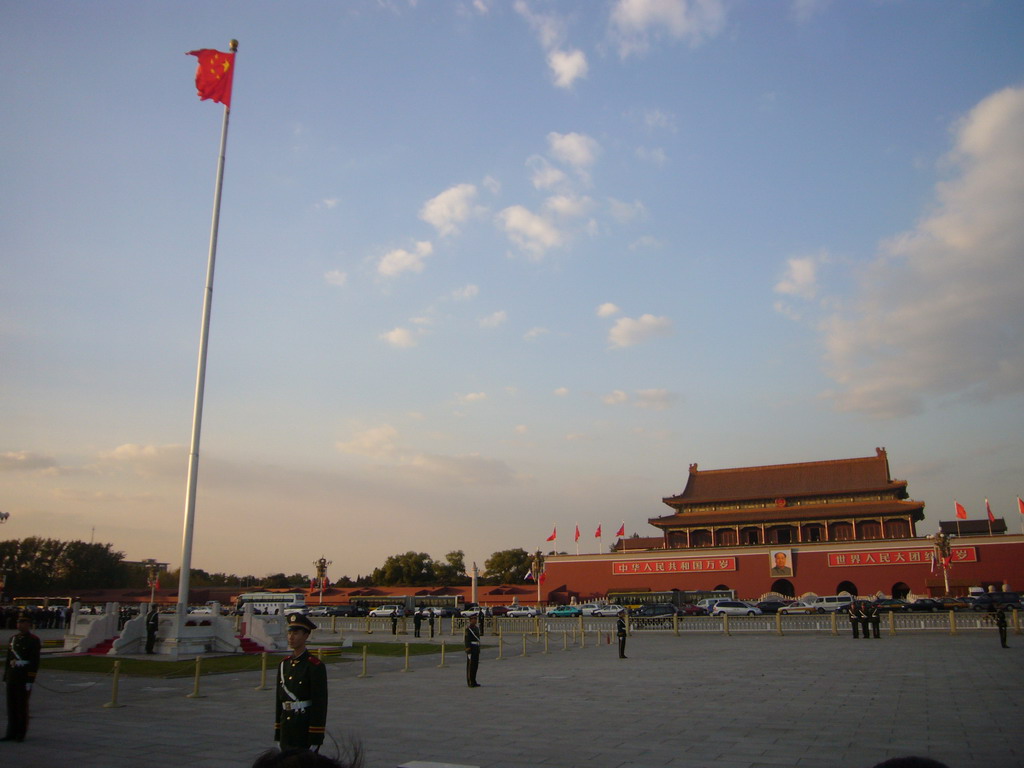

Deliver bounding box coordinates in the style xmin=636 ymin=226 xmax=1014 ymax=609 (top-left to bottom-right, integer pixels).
xmin=1 ymin=537 xmax=540 ymax=594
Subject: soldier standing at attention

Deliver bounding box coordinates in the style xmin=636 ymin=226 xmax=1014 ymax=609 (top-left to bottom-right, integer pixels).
xmin=616 ymin=609 xmax=628 ymax=659
xmin=3 ymin=613 xmax=41 ymax=742
xmin=858 ymin=601 xmax=871 ymax=639
xmin=413 ymin=608 xmax=423 ymax=638
xmin=464 ymin=614 xmax=482 ymax=687
xmin=847 ymin=601 xmax=860 ymax=638
xmin=275 ymin=613 xmax=328 ymax=752
xmin=995 ymin=606 xmax=1009 ymax=648
xmin=869 ymin=602 xmax=881 ymax=639
xmin=145 ymin=605 xmax=160 ymax=654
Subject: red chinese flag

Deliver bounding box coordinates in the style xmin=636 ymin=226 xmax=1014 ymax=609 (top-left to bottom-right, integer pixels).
xmin=539 ymin=571 xmax=547 ymax=585
xmin=574 ymin=525 xmax=580 ymax=542
xmin=1018 ymin=496 xmax=1024 ymax=515
xmin=546 ymin=527 xmax=557 ymax=542
xmin=595 ymin=524 xmax=602 ymax=538
xmin=986 ymin=498 xmax=995 ymax=524
xmin=187 ymin=49 xmax=235 ymax=107
xmin=954 ymin=501 xmax=967 ymax=520
xmin=615 ymin=522 xmax=625 ymax=537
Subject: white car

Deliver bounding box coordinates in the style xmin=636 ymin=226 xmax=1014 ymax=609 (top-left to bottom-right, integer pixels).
xmin=578 ymin=603 xmax=606 ymax=616
xmin=507 ymin=606 xmax=539 ymax=618
xmin=778 ymin=601 xmax=817 ymax=615
xmin=369 ymin=605 xmax=404 ymax=617
xmin=711 ymin=601 xmax=762 ymax=616
xmin=592 ymin=605 xmax=626 ymax=617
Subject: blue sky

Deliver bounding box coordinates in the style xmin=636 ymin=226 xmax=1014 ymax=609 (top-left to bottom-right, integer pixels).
xmin=3 ymin=0 xmax=1023 ymax=581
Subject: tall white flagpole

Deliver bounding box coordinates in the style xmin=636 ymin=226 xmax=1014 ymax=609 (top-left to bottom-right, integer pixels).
xmin=178 ymin=40 xmax=237 ymax=615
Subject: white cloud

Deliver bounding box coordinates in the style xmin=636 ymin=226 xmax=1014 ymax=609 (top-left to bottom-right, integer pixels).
xmin=337 ymin=425 xmax=402 ymax=460
xmin=0 ymin=450 xmax=58 ymax=472
xmin=610 ymin=0 xmax=726 ymax=57
xmin=596 ymin=302 xmax=621 ymax=318
xmin=479 ymin=310 xmax=508 ymax=328
xmin=553 ymin=387 xmax=570 ymax=396
xmin=378 ymin=241 xmax=433 ymax=277
xmin=380 ymin=327 xmax=417 ymax=348
xmin=546 ymin=194 xmax=593 ymax=218
xmin=608 ymin=313 xmax=673 ymax=348
xmin=483 ymin=175 xmax=501 ymax=195
xmin=636 ymin=145 xmax=668 ymax=167
xmin=548 ymin=48 xmax=588 ymax=89
xmin=634 ymin=389 xmax=676 ymax=410
xmin=514 ymin=424 xmax=528 ymax=434
xmin=460 ymin=392 xmax=488 ymax=403
xmin=524 ymin=327 xmax=549 ymax=340
xmin=819 ymin=86 xmax=1024 ymax=417
xmin=607 ymin=198 xmax=648 ymax=223
xmin=644 ymin=108 xmax=677 ymax=131
xmin=528 ymin=157 xmax=568 ymax=190
xmin=452 ymin=284 xmax=479 ymax=300
xmin=316 ymin=197 xmax=340 ymax=210
xmin=324 ymin=269 xmax=347 ymax=287
xmin=419 ymin=183 xmax=478 ymax=236
xmin=496 ymin=205 xmax=565 ymax=259
xmin=603 ymin=389 xmax=629 ymax=405
xmin=774 ymin=254 xmax=821 ymax=300
xmin=548 ymin=131 xmax=600 ymax=171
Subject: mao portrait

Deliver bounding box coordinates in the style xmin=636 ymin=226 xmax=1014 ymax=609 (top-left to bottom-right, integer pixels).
xmin=770 ymin=549 xmax=793 ymax=577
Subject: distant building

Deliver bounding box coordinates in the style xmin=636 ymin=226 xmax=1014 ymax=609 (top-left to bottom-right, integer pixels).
xmin=543 ymin=449 xmax=1023 ymax=600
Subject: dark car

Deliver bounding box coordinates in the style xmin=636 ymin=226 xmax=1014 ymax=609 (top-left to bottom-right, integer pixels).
xmin=872 ymin=599 xmax=910 ymax=612
xmin=756 ymin=601 xmax=790 ymax=615
xmin=678 ymin=603 xmax=708 ymax=616
xmin=631 ymin=603 xmax=679 ymax=617
xmin=907 ymin=598 xmax=943 ymax=612
xmin=327 ymin=605 xmax=368 ymax=617
xmin=971 ymin=592 xmax=1022 ymax=611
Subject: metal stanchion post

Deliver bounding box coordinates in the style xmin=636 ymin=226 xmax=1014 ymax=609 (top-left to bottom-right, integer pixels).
xmin=521 ymin=634 xmax=528 ymax=657
xmin=186 ymin=656 xmax=204 ymax=698
xmin=888 ymin=611 xmax=897 ymax=636
xmin=103 ymin=660 xmax=126 ymax=708
xmin=949 ymin=610 xmax=958 ymax=636
xmin=581 ymin=625 xmax=586 ymax=648
xmin=357 ymin=645 xmax=369 ymax=678
xmin=722 ymin=613 xmax=730 ymax=636
xmin=403 ymin=642 xmax=412 ymax=672
xmin=775 ymin=612 xmax=783 ymax=636
xmin=1012 ymin=609 xmax=1021 ymax=635
xmin=830 ymin=611 xmax=838 ymax=636
xmin=255 ymin=651 xmax=269 ymax=690
xmin=673 ymin=614 xmax=679 ymax=636
xmin=543 ymin=630 xmax=549 ymax=654
xmin=497 ymin=631 xmax=504 ymax=661
xmin=562 ymin=630 xmax=568 ymax=651
xmin=438 ymin=641 xmax=447 ymax=668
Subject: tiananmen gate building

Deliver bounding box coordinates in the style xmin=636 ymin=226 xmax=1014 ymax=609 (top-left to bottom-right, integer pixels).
xmin=542 ymin=449 xmax=1023 ymax=602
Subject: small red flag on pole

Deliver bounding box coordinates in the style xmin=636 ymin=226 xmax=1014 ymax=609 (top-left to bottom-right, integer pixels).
xmin=986 ymin=498 xmax=995 ymax=523
xmin=187 ymin=48 xmax=236 ymax=107
xmin=546 ymin=526 xmax=557 ymax=542
xmin=615 ymin=522 xmax=625 ymax=537
xmin=574 ymin=524 xmax=580 ymax=542
xmin=954 ymin=501 xmax=967 ymax=520
xmin=595 ymin=524 xmax=602 ymax=538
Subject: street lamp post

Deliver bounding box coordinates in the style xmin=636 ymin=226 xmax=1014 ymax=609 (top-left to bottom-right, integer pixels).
xmin=313 ymin=557 xmax=332 ymax=605
xmin=929 ymin=531 xmax=954 ymax=596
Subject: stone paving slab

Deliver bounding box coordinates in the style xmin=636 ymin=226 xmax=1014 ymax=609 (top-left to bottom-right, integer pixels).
xmin=1 ymin=628 xmax=1021 ymax=768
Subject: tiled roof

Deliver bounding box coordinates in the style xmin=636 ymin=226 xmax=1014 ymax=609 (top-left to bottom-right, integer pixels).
xmin=650 ymin=499 xmax=925 ymax=529
xmin=662 ymin=448 xmax=905 ymax=506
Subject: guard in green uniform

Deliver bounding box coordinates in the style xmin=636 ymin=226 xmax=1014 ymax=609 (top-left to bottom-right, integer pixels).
xmin=4 ymin=614 xmax=41 ymax=742
xmin=275 ymin=613 xmax=328 ymax=751
xmin=464 ymin=615 xmax=482 ymax=687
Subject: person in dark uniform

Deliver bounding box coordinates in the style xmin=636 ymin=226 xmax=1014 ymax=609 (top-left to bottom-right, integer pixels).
xmin=868 ymin=601 xmax=881 ymax=639
xmin=994 ymin=606 xmax=1009 ymax=648
xmin=275 ymin=613 xmax=328 ymax=752
xmin=848 ymin=601 xmax=860 ymax=638
xmin=464 ymin=615 xmax=482 ymax=687
xmin=413 ymin=609 xmax=423 ymax=638
xmin=4 ymin=614 xmax=41 ymax=742
xmin=858 ymin=601 xmax=870 ymax=639
xmin=428 ymin=610 xmax=435 ymax=638
xmin=616 ymin=609 xmax=628 ymax=658
xmin=145 ymin=605 xmax=160 ymax=654
xmin=390 ymin=613 xmax=398 ymax=635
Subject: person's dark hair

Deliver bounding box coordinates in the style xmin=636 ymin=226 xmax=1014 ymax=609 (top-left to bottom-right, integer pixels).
xmin=252 ymin=745 xmax=362 ymax=768
xmin=872 ymin=758 xmax=950 ymax=768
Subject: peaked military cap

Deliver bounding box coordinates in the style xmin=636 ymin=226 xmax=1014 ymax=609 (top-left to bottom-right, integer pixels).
xmin=286 ymin=612 xmax=316 ymax=632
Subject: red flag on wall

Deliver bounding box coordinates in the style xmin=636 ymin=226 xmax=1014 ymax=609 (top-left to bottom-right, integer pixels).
xmin=546 ymin=527 xmax=557 ymax=542
xmin=1018 ymin=496 xmax=1024 ymax=515
xmin=187 ymin=48 xmax=235 ymax=107
xmin=595 ymin=524 xmax=602 ymax=538
xmin=986 ymin=498 xmax=995 ymax=523
xmin=615 ymin=522 xmax=625 ymax=537
xmin=954 ymin=501 xmax=967 ymax=520
xmin=574 ymin=525 xmax=580 ymax=542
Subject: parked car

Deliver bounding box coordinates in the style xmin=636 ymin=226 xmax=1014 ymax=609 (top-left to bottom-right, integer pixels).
xmin=907 ymin=598 xmax=943 ymax=612
xmin=971 ymin=592 xmax=1022 ymax=611
xmin=756 ymin=600 xmax=790 ymax=614
xmin=507 ymin=606 xmax=540 ymax=618
xmin=711 ymin=601 xmax=762 ymax=616
xmin=678 ymin=603 xmax=707 ymax=616
xmin=369 ymin=605 xmax=404 ymax=617
xmin=631 ymin=603 xmax=679 ymax=618
xmin=592 ymin=604 xmax=626 ymax=617
xmin=329 ymin=605 xmax=368 ymax=617
xmin=934 ymin=597 xmax=974 ymax=612
xmin=695 ymin=598 xmax=726 ymax=612
xmin=778 ymin=601 xmax=817 ymax=615
xmin=811 ymin=595 xmax=856 ymax=613
xmin=872 ymin=599 xmax=910 ymax=613
xmin=545 ymin=605 xmax=581 ymax=617
xmin=577 ymin=603 xmax=606 ymax=616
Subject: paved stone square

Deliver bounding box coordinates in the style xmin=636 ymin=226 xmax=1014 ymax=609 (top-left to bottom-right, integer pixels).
xmin=3 ymin=627 xmax=1021 ymax=768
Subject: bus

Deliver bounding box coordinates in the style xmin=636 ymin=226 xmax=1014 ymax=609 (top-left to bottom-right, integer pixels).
xmin=236 ymin=591 xmax=306 ymax=615
xmin=605 ymin=588 xmax=735 ymax=610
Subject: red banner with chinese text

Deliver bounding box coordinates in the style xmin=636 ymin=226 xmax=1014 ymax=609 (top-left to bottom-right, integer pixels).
xmin=613 ymin=557 xmax=736 ymax=575
xmin=827 ymin=547 xmax=976 ymax=567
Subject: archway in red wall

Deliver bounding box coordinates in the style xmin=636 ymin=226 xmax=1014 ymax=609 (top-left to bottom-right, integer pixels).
xmin=837 ymin=580 xmax=858 ymax=596
xmin=771 ymin=579 xmax=794 ymax=598
xmin=714 ymin=584 xmax=731 ymax=593
xmin=891 ymin=582 xmax=910 ymax=599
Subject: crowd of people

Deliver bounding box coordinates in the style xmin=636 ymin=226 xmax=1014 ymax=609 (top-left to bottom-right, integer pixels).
xmin=0 ymin=605 xmax=69 ymax=631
